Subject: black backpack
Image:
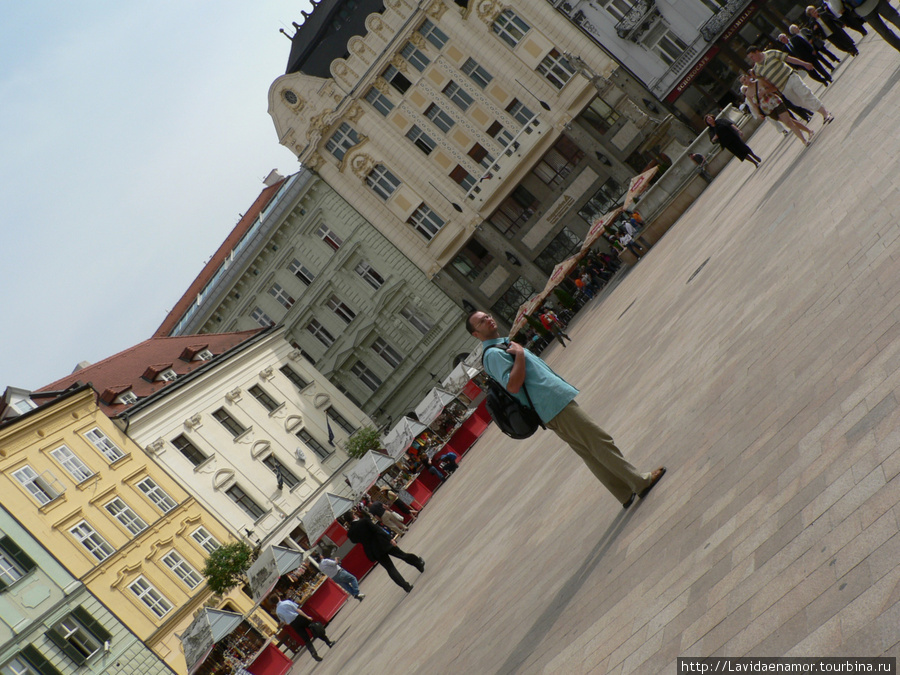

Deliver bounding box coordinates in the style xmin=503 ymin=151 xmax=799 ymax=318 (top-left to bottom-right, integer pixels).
xmin=482 ymin=344 xmax=546 ymax=439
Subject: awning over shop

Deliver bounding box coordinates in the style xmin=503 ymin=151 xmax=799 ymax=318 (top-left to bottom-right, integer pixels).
xmin=415 ymin=388 xmax=459 ymax=426
xmin=246 ymin=545 xmax=306 ymax=603
xmin=441 ymin=362 xmax=479 ymax=395
xmin=181 ymin=608 xmax=244 ymax=675
xmin=382 ymin=416 xmax=428 ymax=459
xmin=302 ymin=493 xmax=356 ymax=544
xmin=345 ymin=450 xmax=396 ymax=496
xmin=581 ymin=206 xmax=625 ymax=252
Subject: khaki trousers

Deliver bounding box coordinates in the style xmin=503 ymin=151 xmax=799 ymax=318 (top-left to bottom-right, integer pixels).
xmin=546 ymin=401 xmax=652 ymax=504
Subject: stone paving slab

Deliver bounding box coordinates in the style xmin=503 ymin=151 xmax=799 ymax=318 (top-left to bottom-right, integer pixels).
xmin=287 ymin=35 xmax=900 ymax=675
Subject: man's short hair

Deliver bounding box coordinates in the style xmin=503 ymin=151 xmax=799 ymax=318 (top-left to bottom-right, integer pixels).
xmin=465 ymin=310 xmax=481 ymax=334
xmin=747 ymin=45 xmax=762 ymax=54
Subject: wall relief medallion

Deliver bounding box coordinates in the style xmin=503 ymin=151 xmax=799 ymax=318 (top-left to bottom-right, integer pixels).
xmin=350 ymin=152 xmax=378 ymax=180
xmin=476 ymin=0 xmax=502 ymax=23
xmin=427 ymin=0 xmax=449 ymax=20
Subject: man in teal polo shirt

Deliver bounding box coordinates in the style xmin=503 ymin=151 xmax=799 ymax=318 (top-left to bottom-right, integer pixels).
xmin=467 ymin=310 xmax=665 ymax=508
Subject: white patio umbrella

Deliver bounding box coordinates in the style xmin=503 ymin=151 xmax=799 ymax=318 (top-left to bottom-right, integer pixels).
xmin=345 ymin=450 xmax=396 ymax=496
xmin=301 ymin=492 xmax=356 ymax=544
xmin=246 ymin=545 xmax=306 ymax=603
xmin=441 ymin=362 xmax=479 ymax=395
xmin=415 ymin=388 xmax=459 ymax=426
xmin=382 ymin=416 xmax=428 ymax=459
xmin=181 ymin=608 xmax=244 ymax=675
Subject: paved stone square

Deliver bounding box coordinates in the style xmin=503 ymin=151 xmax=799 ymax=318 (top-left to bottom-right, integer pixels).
xmin=289 ymin=36 xmax=900 ymax=674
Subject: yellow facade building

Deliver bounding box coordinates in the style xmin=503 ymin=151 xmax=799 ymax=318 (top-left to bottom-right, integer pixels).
xmin=0 ymin=386 xmax=274 ymax=674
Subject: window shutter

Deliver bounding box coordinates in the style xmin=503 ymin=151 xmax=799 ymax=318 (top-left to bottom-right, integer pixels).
xmin=73 ymin=605 xmax=112 ymax=642
xmin=0 ymin=535 xmax=37 ymax=573
xmin=20 ymin=645 xmax=64 ymax=675
xmin=48 ymin=620 xmax=88 ymax=665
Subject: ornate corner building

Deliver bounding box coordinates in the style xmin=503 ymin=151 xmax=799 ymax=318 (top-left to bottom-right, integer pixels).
xmin=268 ymin=0 xmax=681 ymax=327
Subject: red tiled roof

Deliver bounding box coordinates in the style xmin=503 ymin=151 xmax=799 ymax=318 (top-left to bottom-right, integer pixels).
xmin=33 ymin=329 xmax=264 ymax=416
xmin=153 ymin=178 xmax=287 ymax=337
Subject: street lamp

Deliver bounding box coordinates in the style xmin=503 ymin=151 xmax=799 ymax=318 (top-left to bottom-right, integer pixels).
xmin=428 ymin=182 xmax=464 ymax=212
xmin=514 ymin=79 xmax=552 ymax=111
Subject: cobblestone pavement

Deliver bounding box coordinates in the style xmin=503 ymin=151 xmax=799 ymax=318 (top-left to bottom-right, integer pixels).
xmin=289 ymin=36 xmax=900 ymax=674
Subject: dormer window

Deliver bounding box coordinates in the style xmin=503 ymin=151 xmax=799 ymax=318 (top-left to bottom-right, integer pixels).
xmin=158 ymin=369 xmax=178 ymax=382
xmin=117 ymin=391 xmax=138 ymax=405
xmin=195 ymin=349 xmax=213 ymax=361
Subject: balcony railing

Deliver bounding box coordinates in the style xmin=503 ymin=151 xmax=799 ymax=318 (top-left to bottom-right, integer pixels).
xmin=700 ymin=0 xmax=752 ymax=42
xmin=615 ymin=0 xmax=660 ymax=41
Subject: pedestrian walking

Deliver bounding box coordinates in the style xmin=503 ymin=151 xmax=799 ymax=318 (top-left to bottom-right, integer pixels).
xmin=466 ymin=311 xmax=667 ymax=509
xmin=312 ymin=553 xmax=365 ymax=601
xmin=744 ymin=77 xmax=814 ymax=146
xmin=540 ymin=309 xmax=572 ymax=347
xmin=741 ymin=73 xmax=790 ymax=137
xmin=840 ymin=0 xmax=900 ymax=53
xmin=274 ymin=594 xmax=335 ymax=662
xmin=368 ymin=501 xmax=409 ymax=536
xmin=347 ymin=511 xmax=425 ymax=593
xmin=746 ymin=46 xmax=834 ymax=124
xmin=805 ymin=6 xmax=859 ymax=56
xmin=705 ymin=114 xmax=763 ymax=167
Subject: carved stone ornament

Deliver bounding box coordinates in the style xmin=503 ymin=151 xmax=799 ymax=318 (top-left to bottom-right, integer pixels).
xmin=349 ymin=37 xmax=371 ymax=63
xmin=288 ymin=349 xmax=303 ymax=361
xmin=285 ymin=415 xmax=304 ymax=433
xmin=184 ymin=414 xmax=202 ymax=430
xmin=306 ymin=110 xmax=334 ymax=142
xmin=367 ymin=15 xmax=387 ymax=37
xmin=213 ymin=469 xmax=235 ymax=490
xmin=350 ymin=152 xmax=378 ymax=180
xmin=389 ymin=54 xmax=409 ymax=73
xmin=410 ymin=32 xmax=427 ymax=50
xmin=385 ymin=0 xmax=402 ymax=10
xmin=373 ymin=77 xmax=391 ymax=94
xmin=332 ymin=59 xmax=359 ymax=81
xmin=427 ymin=0 xmax=449 ymax=20
xmin=476 ymin=0 xmax=502 ymax=23
xmin=304 ymin=152 xmax=323 ymax=170
xmin=345 ymin=103 xmax=364 ymax=122
xmin=146 ymin=438 xmax=166 ymax=455
xmin=225 ymin=388 xmax=242 ymax=403
xmin=313 ymin=393 xmax=331 ymax=409
xmin=251 ymin=440 xmax=271 ymax=459
xmin=259 ymin=366 xmax=275 ymax=380
xmin=339 ymin=135 xmax=370 ymax=173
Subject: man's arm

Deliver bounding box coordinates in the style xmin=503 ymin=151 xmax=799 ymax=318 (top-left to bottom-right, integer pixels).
xmin=784 ymin=54 xmax=814 ymax=69
xmin=505 ymin=342 xmax=527 ymax=394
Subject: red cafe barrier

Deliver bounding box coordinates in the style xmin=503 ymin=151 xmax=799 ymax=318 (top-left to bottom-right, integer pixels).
xmin=301 ymin=577 xmax=346 ymax=625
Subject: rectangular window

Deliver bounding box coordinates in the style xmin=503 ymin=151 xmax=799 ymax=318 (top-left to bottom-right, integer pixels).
xmin=382 ymin=65 xmax=412 ymax=94
xmin=129 ymin=577 xmax=173 ymax=618
xmin=372 ymin=338 xmax=403 ymax=368
xmin=191 ymin=526 xmax=221 ymax=554
xmin=84 ymin=428 xmax=125 ymax=462
xmin=580 ymin=95 xmax=620 ymax=135
xmin=326 ymin=295 xmax=356 ymax=324
xmin=316 ymin=223 xmax=343 ymax=250
xmin=269 ymin=283 xmax=295 ymax=310
xmin=249 ymin=385 xmax=280 ymax=412
xmin=401 ymin=303 xmax=433 ymax=334
xmin=0 ymin=538 xmax=36 ymax=591
xmin=401 ymin=42 xmax=431 ymax=71
xmin=366 ymin=165 xmax=401 ymax=200
xmin=212 ymin=408 xmax=247 ymax=437
xmin=425 ymin=103 xmax=455 ymax=133
xmin=262 ymin=454 xmax=301 ymax=489
xmin=326 ymin=406 xmax=356 ymax=434
xmin=12 ymin=466 xmax=62 ymax=505
xmin=251 ymin=307 xmax=274 ymax=328
xmin=443 ymin=81 xmax=473 ymax=111
xmin=69 ymin=521 xmax=114 ymax=562
xmin=643 ymin=22 xmax=688 ymax=66
xmin=280 ymin=365 xmax=310 ymax=390
xmin=355 ymin=261 xmax=385 ymax=289
xmin=171 ymin=434 xmax=207 ymax=466
xmin=490 ymin=185 xmax=539 ymax=237
xmin=532 ymin=135 xmax=584 ymax=186
xmin=462 ymin=58 xmax=493 ymax=88
xmin=136 ymin=477 xmax=177 ymax=513
xmin=405 ymin=125 xmax=436 ymax=155
xmin=487 ymin=120 xmax=516 ymax=148
xmin=351 ymin=361 xmax=382 ymax=392
xmin=365 ymin=87 xmax=394 ymax=116
xmin=325 ymin=122 xmax=361 ymax=160
xmin=407 ymin=203 xmax=445 ymax=240
xmin=492 ymin=9 xmax=530 ymax=48
xmin=335 ymin=383 xmax=363 ymax=408
xmin=450 ymin=165 xmax=475 ymax=192
xmin=451 ymin=239 xmax=494 ymax=281
xmin=306 ymin=319 xmax=335 ymax=348
xmin=49 ymin=613 xmax=106 ymax=665
xmin=105 ymin=497 xmax=148 ymax=535
xmin=226 ymin=485 xmax=265 ymax=520
xmin=597 ymin=0 xmax=631 ymax=21
xmin=506 ymin=99 xmax=534 ymax=127
xmin=50 ymin=445 xmax=93 ymax=483
xmin=418 ymin=19 xmax=448 ymax=49
xmin=536 ymin=48 xmax=575 ymax=89
xmin=161 ymin=550 xmax=203 ymax=589
xmin=468 ymin=143 xmax=494 ymax=169
xmin=289 ymin=259 xmax=316 ymax=285
xmin=295 ymin=429 xmax=331 ymax=460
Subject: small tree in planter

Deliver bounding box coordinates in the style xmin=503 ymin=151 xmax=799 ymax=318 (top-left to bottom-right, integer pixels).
xmin=554 ymin=287 xmax=578 ymax=311
xmin=202 ymin=541 xmax=256 ymax=595
xmin=346 ymin=425 xmax=382 ymax=459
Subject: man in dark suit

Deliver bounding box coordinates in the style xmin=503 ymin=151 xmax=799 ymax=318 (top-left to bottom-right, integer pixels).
xmin=777 ymin=32 xmax=832 ymax=85
xmin=347 ymin=511 xmax=425 ymax=593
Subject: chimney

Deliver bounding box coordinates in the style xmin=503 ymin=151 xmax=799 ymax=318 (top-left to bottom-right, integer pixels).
xmin=263 ymin=170 xmax=284 ymax=187
xmin=72 ymin=361 xmax=92 ymax=373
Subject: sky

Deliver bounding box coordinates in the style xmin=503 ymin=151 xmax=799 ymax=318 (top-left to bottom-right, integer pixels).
xmin=0 ymin=1 xmax=313 ymax=392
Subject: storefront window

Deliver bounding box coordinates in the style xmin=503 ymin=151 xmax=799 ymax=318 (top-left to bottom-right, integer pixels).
xmin=491 ymin=277 xmax=537 ymax=325
xmin=579 ymin=179 xmax=625 ymax=223
xmin=451 ymin=239 xmax=493 ymax=281
xmin=534 ymin=228 xmax=583 ymax=275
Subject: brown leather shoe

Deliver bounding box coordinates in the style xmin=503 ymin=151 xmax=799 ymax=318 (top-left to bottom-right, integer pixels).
xmin=638 ymin=467 xmax=667 ymax=499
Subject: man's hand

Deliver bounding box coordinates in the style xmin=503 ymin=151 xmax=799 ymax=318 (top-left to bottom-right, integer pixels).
xmin=506 ymin=341 xmax=525 ymax=357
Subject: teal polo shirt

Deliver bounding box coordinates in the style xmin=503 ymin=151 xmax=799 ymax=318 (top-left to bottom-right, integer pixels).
xmin=481 ymin=338 xmax=579 ymax=424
